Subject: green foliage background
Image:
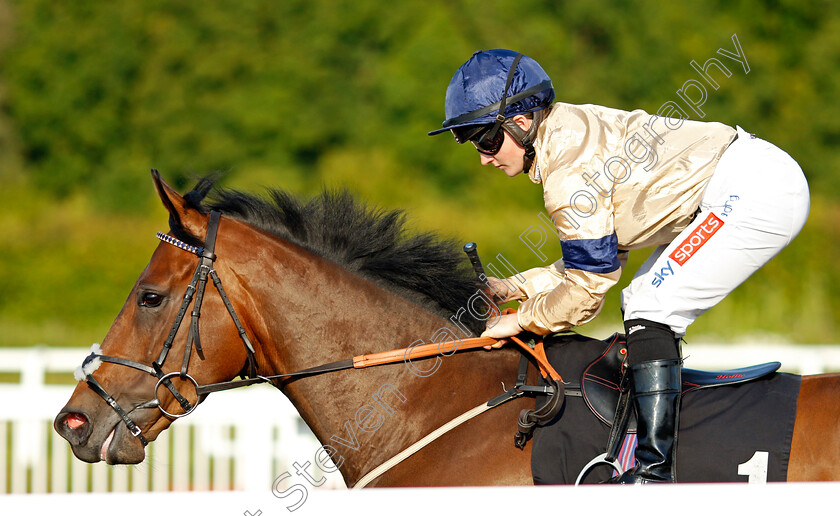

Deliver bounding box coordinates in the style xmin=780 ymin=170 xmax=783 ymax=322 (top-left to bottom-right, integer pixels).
xmin=0 ymin=0 xmax=837 ymax=348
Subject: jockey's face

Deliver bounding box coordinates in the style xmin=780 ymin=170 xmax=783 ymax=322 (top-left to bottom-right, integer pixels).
xmin=477 ymin=115 xmax=532 ymax=177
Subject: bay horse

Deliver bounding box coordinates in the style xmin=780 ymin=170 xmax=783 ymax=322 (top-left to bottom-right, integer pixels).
xmin=54 ymin=172 xmax=840 ymax=487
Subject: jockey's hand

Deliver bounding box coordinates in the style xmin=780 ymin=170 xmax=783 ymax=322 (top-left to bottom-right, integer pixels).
xmin=481 ymin=313 xmax=523 ymax=349
xmin=485 ymin=276 xmax=525 ymax=303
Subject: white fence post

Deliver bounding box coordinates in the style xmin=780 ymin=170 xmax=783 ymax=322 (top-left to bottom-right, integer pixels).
xmin=4 ymin=343 xmax=839 ymax=494
xmin=0 ymin=347 xmax=346 ymax=494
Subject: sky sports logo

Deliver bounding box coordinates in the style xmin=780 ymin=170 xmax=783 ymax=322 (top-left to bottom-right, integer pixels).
xmin=670 ymin=212 xmax=724 ymax=266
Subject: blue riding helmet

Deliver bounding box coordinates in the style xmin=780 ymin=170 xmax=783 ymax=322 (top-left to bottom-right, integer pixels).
xmin=428 ymin=49 xmax=555 ymax=139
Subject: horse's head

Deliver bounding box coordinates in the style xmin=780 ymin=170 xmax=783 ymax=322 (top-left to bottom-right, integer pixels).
xmin=54 ymin=171 xmax=256 ymax=464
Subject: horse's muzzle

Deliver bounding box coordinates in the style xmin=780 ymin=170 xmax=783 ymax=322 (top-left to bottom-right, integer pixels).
xmin=54 ymin=410 xmax=93 ymax=447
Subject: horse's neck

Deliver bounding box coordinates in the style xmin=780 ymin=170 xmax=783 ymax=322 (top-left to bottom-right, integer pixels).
xmin=226 ymin=229 xmax=517 ymax=485
xmin=283 ymin=347 xmax=524 ymax=486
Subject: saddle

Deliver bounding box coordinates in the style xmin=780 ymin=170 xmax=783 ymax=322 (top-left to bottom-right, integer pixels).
xmin=530 ymin=332 xmax=800 ymax=484
xmin=581 ymin=333 xmax=781 ymax=430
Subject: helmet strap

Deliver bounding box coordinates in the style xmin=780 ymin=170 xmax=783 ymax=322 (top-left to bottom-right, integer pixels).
xmin=484 ymin=54 xmax=524 ymax=141
xmin=502 ymin=107 xmax=547 ymax=174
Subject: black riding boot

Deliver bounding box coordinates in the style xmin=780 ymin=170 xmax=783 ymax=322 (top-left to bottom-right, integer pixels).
xmin=611 ymin=359 xmax=681 ymax=483
xmin=610 ymin=319 xmax=681 ymax=484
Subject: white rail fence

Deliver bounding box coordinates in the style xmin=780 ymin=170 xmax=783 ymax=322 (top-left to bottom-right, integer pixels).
xmin=0 ymin=346 xmax=346 ymax=494
xmin=2 ymin=343 xmax=839 ymax=495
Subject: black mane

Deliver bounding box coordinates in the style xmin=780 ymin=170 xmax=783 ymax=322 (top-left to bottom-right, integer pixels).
xmin=173 ymin=177 xmax=486 ymax=335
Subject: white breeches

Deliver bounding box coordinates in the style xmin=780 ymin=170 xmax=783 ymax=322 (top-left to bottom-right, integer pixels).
xmin=621 ymin=126 xmax=810 ymax=336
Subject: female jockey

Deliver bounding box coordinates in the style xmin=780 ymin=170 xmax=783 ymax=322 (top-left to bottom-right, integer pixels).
xmin=428 ymin=49 xmax=810 ymax=483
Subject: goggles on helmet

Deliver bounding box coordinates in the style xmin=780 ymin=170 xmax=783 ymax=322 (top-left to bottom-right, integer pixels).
xmin=430 ymin=50 xmax=554 ymax=172
xmin=450 ymin=124 xmax=506 ymax=155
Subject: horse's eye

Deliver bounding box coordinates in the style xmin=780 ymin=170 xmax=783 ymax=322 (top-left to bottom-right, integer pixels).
xmin=140 ymin=292 xmax=164 ymax=307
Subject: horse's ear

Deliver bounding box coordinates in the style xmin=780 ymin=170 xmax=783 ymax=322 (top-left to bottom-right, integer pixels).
xmin=151 ymin=169 xmax=207 ymax=239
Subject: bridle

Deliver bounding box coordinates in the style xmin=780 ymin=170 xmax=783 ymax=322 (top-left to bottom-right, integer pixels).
xmin=78 ymin=210 xmax=260 ymax=444
xmin=78 ymin=210 xmax=566 ymax=450
xmin=79 ymin=210 xmax=422 ymax=445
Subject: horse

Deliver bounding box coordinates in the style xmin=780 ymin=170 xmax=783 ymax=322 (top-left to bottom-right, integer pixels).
xmin=54 ymin=172 xmax=840 ymax=487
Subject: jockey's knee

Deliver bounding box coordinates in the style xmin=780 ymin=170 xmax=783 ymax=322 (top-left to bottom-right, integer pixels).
xmin=623 ymin=318 xmax=680 ymax=366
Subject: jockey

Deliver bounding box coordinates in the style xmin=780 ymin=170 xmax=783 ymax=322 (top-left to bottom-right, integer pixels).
xmin=428 ymin=49 xmax=810 ymax=483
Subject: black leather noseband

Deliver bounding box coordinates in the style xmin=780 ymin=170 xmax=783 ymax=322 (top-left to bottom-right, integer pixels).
xmin=78 ymin=211 xmax=258 ymax=445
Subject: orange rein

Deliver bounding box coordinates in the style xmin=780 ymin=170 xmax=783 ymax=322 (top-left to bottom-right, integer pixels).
xmin=352 ymin=334 xmax=563 ymax=382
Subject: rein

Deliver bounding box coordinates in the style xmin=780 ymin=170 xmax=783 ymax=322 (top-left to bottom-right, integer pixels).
xmin=77 ymin=211 xmax=564 ymax=458
xmin=197 ymin=332 xmax=562 ymax=396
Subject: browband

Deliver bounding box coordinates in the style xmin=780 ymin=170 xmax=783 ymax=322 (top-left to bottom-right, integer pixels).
xmin=156 ymin=232 xmax=205 ymax=257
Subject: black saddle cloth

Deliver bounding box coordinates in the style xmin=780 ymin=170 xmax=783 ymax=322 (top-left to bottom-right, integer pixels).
xmin=530 ymin=333 xmax=801 ymax=484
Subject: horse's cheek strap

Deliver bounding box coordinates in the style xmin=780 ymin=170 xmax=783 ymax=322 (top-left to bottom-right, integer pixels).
xmin=183 ymin=261 xmax=212 ymax=375
xmin=181 ymin=210 xmax=221 ymax=376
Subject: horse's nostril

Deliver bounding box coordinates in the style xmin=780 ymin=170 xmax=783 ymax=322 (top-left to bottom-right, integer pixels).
xmin=55 ymin=410 xmax=93 ymax=447
xmin=65 ymin=413 xmax=88 ymax=430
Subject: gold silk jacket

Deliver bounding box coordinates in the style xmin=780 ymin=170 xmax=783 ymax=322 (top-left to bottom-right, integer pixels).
xmin=515 ymin=102 xmax=737 ymax=334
